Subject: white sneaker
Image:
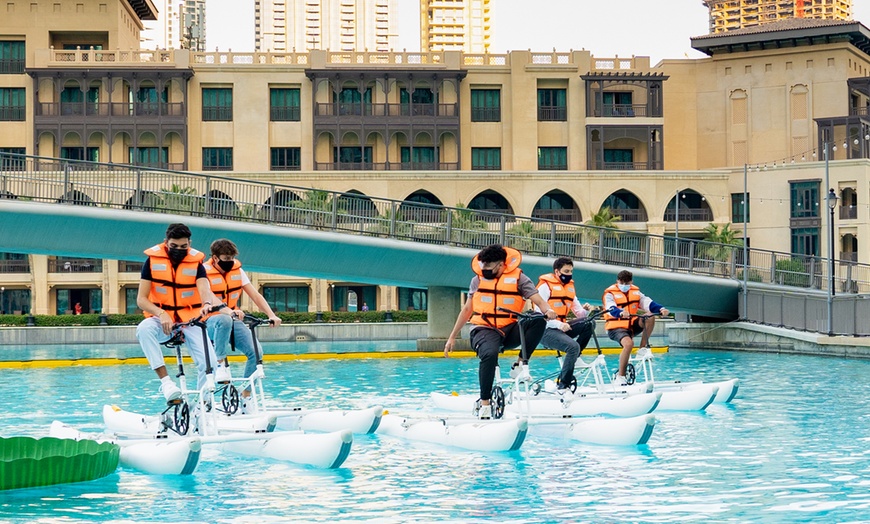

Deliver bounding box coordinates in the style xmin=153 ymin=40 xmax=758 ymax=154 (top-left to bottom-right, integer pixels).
xmin=159 ymin=380 xmax=182 ymax=402
xmin=215 ymin=364 xmax=232 ymax=383
xmin=478 ymin=403 xmax=492 ymax=420
xmin=556 ymin=387 xmax=574 ymax=401
xmin=613 ymin=374 xmax=628 ymax=387
xmin=509 ymin=362 xmax=522 ymax=379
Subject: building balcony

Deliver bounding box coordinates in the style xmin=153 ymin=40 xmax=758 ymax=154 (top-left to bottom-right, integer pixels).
xmin=0 ymin=259 xmax=30 ymax=273
xmin=531 ymin=208 xmax=581 ymax=222
xmin=314 ymin=161 xmax=459 ymax=171
xmin=595 ymin=104 xmax=649 ymax=117
xmin=664 ymin=209 xmax=714 ymax=222
xmin=35 ymin=102 xmax=186 ymax=119
xmin=314 ymin=102 xmax=459 ymax=121
xmin=118 ymin=261 xmax=144 ymax=273
xmin=840 ymin=206 xmax=857 ymax=220
xmin=608 ymin=208 xmax=649 ymax=222
xmin=596 ymin=161 xmax=663 ymax=170
xmin=48 ymin=258 xmax=103 ymax=273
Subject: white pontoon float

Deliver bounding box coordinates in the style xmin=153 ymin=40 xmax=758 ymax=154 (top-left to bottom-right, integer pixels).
xmin=625 ymin=347 xmax=739 ymax=406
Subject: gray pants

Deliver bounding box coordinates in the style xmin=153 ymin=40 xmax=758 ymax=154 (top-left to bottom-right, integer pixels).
xmin=540 ymin=318 xmax=594 ymax=388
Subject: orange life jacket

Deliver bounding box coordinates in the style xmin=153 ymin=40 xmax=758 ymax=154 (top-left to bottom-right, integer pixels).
xmin=470 ymin=247 xmax=525 ymax=329
xmin=538 ymin=273 xmax=575 ymax=322
xmin=603 ymin=283 xmax=641 ymax=330
xmin=204 ymin=258 xmax=244 ymax=312
xmin=143 ymin=243 xmax=205 ymax=323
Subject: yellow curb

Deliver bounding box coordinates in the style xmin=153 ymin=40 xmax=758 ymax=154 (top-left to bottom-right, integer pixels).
xmin=0 ymin=347 xmax=668 ymax=368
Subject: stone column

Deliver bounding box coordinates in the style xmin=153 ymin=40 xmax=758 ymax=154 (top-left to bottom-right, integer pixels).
xmin=417 ymin=285 xmax=469 ymax=351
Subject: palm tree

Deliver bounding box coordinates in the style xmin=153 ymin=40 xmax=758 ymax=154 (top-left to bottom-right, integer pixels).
xmin=366 ymin=208 xmax=414 ymax=239
xmin=158 ymin=184 xmax=203 ymax=215
xmin=294 ymin=189 xmax=335 ymax=230
xmin=507 ymin=221 xmax=548 ymax=255
xmin=580 ymin=207 xmax=621 ymax=259
xmin=702 ymin=223 xmax=741 ymax=275
xmin=449 ymin=204 xmax=489 ymax=247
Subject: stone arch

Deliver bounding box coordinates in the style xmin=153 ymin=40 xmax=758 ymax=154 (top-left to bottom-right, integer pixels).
xmin=601 ymin=189 xmax=649 ymax=222
xmin=399 ymin=190 xmax=445 ymax=222
xmin=665 ymin=189 xmax=713 ymax=223
xmin=468 ymin=189 xmax=514 ymax=220
xmin=532 ymin=190 xmax=580 ymax=222
xmin=205 ymin=189 xmax=239 ymax=219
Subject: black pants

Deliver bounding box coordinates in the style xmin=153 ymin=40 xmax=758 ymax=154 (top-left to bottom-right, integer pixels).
xmin=540 ymin=318 xmax=594 ymax=386
xmin=469 ymin=316 xmax=547 ymax=400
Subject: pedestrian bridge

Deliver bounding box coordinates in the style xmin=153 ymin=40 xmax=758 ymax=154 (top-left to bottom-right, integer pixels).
xmin=2 ymin=152 xmax=868 ymax=336
xmin=0 ymin=199 xmax=738 ymax=336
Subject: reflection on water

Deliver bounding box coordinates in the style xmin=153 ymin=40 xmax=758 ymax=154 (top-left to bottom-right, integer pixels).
xmin=1 ymin=348 xmax=870 ymax=522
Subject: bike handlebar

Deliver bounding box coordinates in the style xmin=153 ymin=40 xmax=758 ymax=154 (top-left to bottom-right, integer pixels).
xmin=243 ymin=314 xmax=274 ymax=327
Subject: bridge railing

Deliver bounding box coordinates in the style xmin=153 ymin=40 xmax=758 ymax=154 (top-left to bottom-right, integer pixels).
xmin=2 ymin=152 xmax=869 ymax=294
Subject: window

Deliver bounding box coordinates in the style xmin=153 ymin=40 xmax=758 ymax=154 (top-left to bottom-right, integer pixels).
xmin=538 ymin=147 xmax=567 ymax=170
xmin=790 ymin=181 xmax=819 ymax=218
xmin=471 ymin=147 xmax=501 ymax=170
xmin=398 ymin=287 xmax=427 ymax=311
xmin=0 ymin=287 xmax=30 ymax=314
xmin=202 ymin=88 xmax=233 ymax=121
xmin=400 ymin=147 xmax=437 ymax=169
xmin=731 ymin=193 xmax=750 ymax=223
xmin=129 ymin=147 xmax=168 ymax=167
xmin=270 ymin=88 xmax=301 ymax=121
xmin=262 ymin=286 xmax=309 ymax=312
xmin=791 ymin=227 xmax=819 ymax=256
xmin=603 ymin=149 xmax=633 ymax=168
xmin=400 ymin=88 xmax=436 ymax=116
xmin=537 ymin=88 xmax=567 ymax=121
xmin=0 ymin=147 xmax=25 ymax=171
xmin=60 ymin=147 xmax=100 ymax=162
xmin=0 ymin=88 xmax=25 ymax=121
xmin=471 ymin=89 xmax=500 ymax=122
xmin=202 ymin=147 xmax=233 ymax=171
xmin=271 ymin=147 xmax=301 ymax=170
xmin=333 ymin=147 xmax=372 ymax=168
xmin=125 ymin=287 xmax=140 ymax=314
xmin=336 ymin=87 xmax=372 ymax=116
xmin=136 ymin=86 xmax=167 ymax=116
xmin=603 ymin=92 xmax=633 ymax=116
xmin=0 ymin=41 xmax=25 ymax=74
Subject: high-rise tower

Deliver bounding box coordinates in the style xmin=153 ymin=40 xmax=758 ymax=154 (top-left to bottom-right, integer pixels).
xmin=255 ymin=0 xmax=397 ymax=53
xmin=141 ymin=1 xmax=206 ymax=51
xmin=420 ymin=0 xmax=491 ymax=53
xmin=704 ymin=0 xmax=852 ymax=33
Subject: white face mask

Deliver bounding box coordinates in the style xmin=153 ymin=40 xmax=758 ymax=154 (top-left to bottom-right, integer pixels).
xmin=618 ymin=283 xmax=631 ymax=293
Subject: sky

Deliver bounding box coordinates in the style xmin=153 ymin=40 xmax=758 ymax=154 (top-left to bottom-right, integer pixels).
xmin=206 ymin=0 xmax=870 ymax=64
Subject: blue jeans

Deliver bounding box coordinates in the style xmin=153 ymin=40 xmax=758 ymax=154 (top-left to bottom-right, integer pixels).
xmin=137 ymin=316 xmax=217 ymax=391
xmin=206 ymin=315 xmax=260 ymax=380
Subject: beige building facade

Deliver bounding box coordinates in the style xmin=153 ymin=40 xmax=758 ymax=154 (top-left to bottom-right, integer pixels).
xmin=420 ymin=0 xmax=490 ymax=53
xmin=2 ymin=0 xmax=870 ymax=315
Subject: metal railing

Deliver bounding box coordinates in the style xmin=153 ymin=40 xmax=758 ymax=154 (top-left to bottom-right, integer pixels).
xmin=1 ymin=151 xmax=869 ymax=295
xmin=48 ymin=257 xmax=102 ymax=273
xmin=0 ymin=259 xmax=29 ymax=273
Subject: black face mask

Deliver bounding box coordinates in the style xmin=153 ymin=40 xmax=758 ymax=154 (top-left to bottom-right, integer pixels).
xmin=481 ymin=268 xmax=498 ymax=280
xmin=167 ymin=247 xmax=188 ymax=265
xmin=217 ymin=260 xmax=235 ymax=272
xmin=559 ymin=274 xmax=573 ymax=285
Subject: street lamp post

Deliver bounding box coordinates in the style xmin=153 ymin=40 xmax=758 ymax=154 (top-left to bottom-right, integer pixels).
xmin=674 ymin=189 xmax=681 ymax=269
xmin=827 ymin=187 xmax=838 ymax=335
xmin=0 ymin=286 xmax=4 ymax=315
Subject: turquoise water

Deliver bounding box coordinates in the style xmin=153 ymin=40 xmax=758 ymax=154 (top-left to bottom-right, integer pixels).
xmin=2 ymin=347 xmax=870 ymax=523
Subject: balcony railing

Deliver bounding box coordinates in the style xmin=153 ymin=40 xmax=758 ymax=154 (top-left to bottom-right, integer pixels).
xmin=270 ymin=106 xmax=302 ymax=121
xmin=664 ymin=209 xmax=715 ymax=222
xmin=609 ymin=208 xmax=649 ymax=222
xmin=597 ymin=104 xmax=648 ymax=117
xmin=202 ymin=106 xmax=233 ymax=121
xmin=531 ymin=208 xmax=581 ymax=222
xmin=537 ymin=106 xmax=567 ymax=121
xmin=48 ymin=258 xmax=102 ymax=273
xmin=0 ymin=106 xmax=25 ymax=121
xmin=0 ymin=59 xmax=25 ymax=74
xmin=598 ymin=161 xmax=660 ymax=170
xmin=0 ymin=259 xmax=29 ymax=273
xmin=314 ymin=103 xmax=459 ymax=118
xmin=471 ymin=107 xmax=501 ymax=122
xmin=314 ymin=161 xmax=459 ymax=171
xmin=118 ymin=260 xmax=144 ymax=273
xmin=3 ymin=151 xmax=870 ymax=301
xmin=36 ymin=102 xmax=185 ymax=118
xmin=840 ymin=206 xmax=857 ymax=220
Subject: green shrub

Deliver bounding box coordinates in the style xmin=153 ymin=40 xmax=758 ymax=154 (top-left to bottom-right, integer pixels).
xmin=774 ymin=258 xmax=812 ymax=288
xmin=0 ymin=311 xmax=428 ymax=327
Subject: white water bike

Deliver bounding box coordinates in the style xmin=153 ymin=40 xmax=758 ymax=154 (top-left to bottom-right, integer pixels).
xmin=60 ymin=312 xmax=353 ymax=474
xmin=430 ymin=310 xmax=658 ymax=446
xmin=216 ymin=314 xmax=384 ymax=435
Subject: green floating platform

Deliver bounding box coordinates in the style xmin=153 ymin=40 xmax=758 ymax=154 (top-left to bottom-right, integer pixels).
xmin=0 ymin=436 xmax=120 ymax=491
